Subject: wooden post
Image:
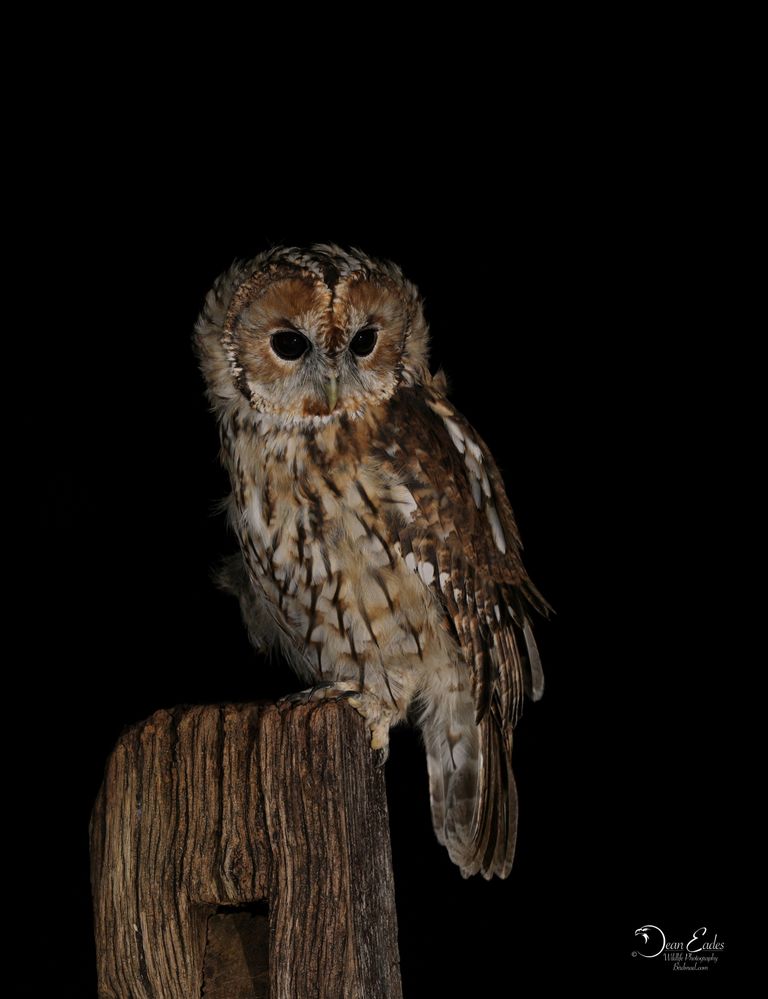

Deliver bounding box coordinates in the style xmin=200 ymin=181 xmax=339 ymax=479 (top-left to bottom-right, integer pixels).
xmin=90 ymin=701 xmax=402 ymax=999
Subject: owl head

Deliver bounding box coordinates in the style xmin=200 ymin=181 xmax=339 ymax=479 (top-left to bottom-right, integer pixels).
xmin=195 ymin=244 xmax=430 ymax=424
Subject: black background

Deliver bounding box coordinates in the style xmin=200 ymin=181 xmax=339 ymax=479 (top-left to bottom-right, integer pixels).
xmin=20 ymin=73 xmax=752 ymax=994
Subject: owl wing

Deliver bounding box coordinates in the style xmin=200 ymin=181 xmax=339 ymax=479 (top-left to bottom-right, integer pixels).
xmin=383 ymin=381 xmax=549 ymax=727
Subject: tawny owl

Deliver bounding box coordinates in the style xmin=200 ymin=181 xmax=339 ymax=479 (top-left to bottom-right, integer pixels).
xmin=194 ymin=244 xmax=548 ymax=879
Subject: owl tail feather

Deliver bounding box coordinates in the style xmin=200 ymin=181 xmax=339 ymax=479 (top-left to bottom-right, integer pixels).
xmin=422 ymin=692 xmax=517 ymax=879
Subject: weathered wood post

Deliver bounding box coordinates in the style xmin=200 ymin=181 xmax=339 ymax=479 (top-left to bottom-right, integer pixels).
xmin=90 ymin=701 xmax=402 ymax=999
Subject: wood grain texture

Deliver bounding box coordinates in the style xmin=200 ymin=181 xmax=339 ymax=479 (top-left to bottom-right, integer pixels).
xmin=90 ymin=702 xmax=402 ymax=999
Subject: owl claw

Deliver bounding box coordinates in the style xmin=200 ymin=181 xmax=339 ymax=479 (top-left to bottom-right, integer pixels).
xmin=278 ymin=681 xmax=337 ymax=706
xmin=341 ymin=690 xmax=393 ymax=759
xmin=279 ymin=682 xmax=393 ymax=758
xmin=329 ymin=689 xmax=361 ymax=703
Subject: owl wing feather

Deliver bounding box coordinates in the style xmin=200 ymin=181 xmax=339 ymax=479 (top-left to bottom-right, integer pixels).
xmin=378 ymin=381 xmax=549 ymax=878
xmin=383 ymin=381 xmax=549 ymax=726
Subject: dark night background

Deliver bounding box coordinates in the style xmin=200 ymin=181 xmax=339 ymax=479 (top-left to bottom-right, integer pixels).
xmin=16 ymin=61 xmax=754 ymax=995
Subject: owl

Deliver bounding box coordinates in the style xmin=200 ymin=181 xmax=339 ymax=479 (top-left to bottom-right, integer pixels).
xmin=194 ymin=244 xmax=548 ymax=879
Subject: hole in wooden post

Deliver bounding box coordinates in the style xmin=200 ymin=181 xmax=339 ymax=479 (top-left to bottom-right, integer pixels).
xmin=202 ymin=902 xmax=270 ymax=999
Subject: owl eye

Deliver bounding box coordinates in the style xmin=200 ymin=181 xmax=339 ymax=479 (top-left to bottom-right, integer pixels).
xmin=270 ymin=330 xmax=310 ymax=361
xmin=349 ymin=326 xmax=378 ymax=357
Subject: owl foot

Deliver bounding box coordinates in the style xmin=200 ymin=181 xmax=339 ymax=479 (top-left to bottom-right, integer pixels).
xmin=279 ymin=682 xmax=393 ymax=758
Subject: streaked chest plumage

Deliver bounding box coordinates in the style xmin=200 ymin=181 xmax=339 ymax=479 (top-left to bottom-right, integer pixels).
xmin=220 ymin=405 xmax=455 ymax=702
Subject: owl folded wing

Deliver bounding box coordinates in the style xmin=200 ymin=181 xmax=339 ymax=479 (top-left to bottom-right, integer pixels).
xmin=387 ymin=385 xmax=550 ymax=725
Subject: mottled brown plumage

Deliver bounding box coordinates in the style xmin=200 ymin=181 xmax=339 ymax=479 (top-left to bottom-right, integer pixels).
xmin=194 ymin=244 xmax=548 ymax=878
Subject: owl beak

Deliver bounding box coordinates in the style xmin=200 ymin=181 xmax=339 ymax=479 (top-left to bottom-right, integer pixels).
xmin=324 ymin=373 xmax=339 ymax=413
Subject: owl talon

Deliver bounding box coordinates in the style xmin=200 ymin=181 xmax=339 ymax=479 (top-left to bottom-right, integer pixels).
xmin=345 ymin=694 xmax=393 ymax=757
xmin=278 ymin=681 xmax=336 ymax=706
xmin=331 ymin=690 xmax=360 ymax=703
